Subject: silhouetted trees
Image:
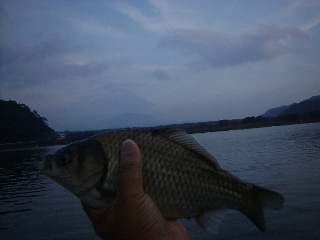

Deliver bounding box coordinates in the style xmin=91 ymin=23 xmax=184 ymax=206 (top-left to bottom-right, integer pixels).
xmin=219 ymin=120 xmax=230 ymax=126
xmin=0 ymin=99 xmax=56 ymax=144
xmin=1 ymin=98 xmax=319 ymax=145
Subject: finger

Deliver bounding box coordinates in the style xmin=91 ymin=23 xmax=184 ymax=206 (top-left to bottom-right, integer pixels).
xmin=117 ymin=139 xmax=144 ymax=198
xmin=166 ymin=220 xmax=190 ymax=240
xmin=81 ymin=201 xmax=114 ymax=238
xmin=81 ymin=201 xmax=101 ymax=219
xmin=81 ymin=201 xmax=114 ymax=222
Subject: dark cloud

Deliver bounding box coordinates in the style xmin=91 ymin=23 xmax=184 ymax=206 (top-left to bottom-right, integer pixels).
xmin=0 ymin=6 xmax=9 ymax=21
xmin=0 ymin=36 xmax=108 ymax=87
xmin=158 ymin=25 xmax=308 ymax=68
xmin=152 ymin=68 xmax=170 ymax=81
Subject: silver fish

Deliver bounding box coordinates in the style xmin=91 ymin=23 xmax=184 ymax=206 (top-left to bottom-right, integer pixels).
xmin=40 ymin=128 xmax=284 ymax=233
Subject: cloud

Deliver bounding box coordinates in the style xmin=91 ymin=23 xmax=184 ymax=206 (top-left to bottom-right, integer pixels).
xmin=158 ymin=25 xmax=308 ymax=68
xmin=152 ymin=68 xmax=170 ymax=81
xmin=0 ymin=6 xmax=9 ymax=21
xmin=0 ymin=36 xmax=108 ymax=87
xmin=78 ymin=20 xmax=126 ymax=38
xmin=300 ymin=15 xmax=320 ymax=31
xmin=114 ymin=2 xmax=163 ymax=32
xmin=114 ymin=1 xmax=199 ymax=32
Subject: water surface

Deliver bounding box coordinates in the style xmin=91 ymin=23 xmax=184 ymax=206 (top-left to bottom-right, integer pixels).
xmin=1 ymin=123 xmax=319 ymax=239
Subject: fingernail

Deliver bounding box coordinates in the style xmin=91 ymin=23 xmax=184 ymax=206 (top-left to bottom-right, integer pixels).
xmin=121 ymin=139 xmax=137 ymax=155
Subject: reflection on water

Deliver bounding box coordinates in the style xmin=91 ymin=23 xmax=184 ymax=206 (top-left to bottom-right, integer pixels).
xmin=189 ymin=123 xmax=320 ymax=239
xmin=0 ymin=147 xmax=56 ymax=216
xmin=0 ymin=123 xmax=320 ymax=239
xmin=0 ymin=146 xmax=98 ymax=240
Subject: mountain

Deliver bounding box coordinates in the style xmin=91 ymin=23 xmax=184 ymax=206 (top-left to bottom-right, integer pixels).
xmin=104 ymin=112 xmax=168 ymax=129
xmin=262 ymin=95 xmax=320 ymax=117
xmin=261 ymin=105 xmax=290 ymax=117
xmin=280 ymin=95 xmax=320 ymax=116
xmin=0 ymin=99 xmax=56 ymax=144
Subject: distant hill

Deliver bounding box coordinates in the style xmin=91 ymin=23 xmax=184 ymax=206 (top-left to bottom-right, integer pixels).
xmin=104 ymin=112 xmax=168 ymax=129
xmin=262 ymin=95 xmax=320 ymax=117
xmin=262 ymin=105 xmax=290 ymax=117
xmin=0 ymin=99 xmax=56 ymax=144
xmin=280 ymin=96 xmax=320 ymax=116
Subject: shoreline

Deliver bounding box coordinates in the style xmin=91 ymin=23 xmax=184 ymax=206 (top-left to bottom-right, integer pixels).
xmin=185 ymin=119 xmax=318 ymax=134
xmin=0 ymin=140 xmax=63 ymax=152
xmin=2 ymin=120 xmax=319 ymax=151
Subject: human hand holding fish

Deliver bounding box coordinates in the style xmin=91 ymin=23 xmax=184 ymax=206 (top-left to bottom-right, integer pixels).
xmin=81 ymin=139 xmax=190 ymax=240
xmin=40 ymin=128 xmax=285 ymax=238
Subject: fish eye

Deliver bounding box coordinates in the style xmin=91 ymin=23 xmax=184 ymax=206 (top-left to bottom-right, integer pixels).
xmin=58 ymin=155 xmax=70 ymax=166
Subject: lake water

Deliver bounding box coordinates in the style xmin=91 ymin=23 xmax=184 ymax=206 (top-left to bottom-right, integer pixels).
xmin=1 ymin=123 xmax=320 ymax=240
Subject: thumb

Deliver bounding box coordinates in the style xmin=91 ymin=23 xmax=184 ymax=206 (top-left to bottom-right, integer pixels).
xmin=117 ymin=139 xmax=144 ymax=198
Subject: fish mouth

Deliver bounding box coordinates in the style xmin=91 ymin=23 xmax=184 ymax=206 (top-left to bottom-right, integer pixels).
xmin=39 ymin=156 xmax=53 ymax=176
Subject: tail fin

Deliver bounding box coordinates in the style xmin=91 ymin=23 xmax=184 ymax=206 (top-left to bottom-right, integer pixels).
xmin=244 ymin=185 xmax=284 ymax=232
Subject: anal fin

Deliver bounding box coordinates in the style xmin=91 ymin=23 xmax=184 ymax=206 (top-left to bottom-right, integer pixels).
xmin=195 ymin=208 xmax=227 ymax=234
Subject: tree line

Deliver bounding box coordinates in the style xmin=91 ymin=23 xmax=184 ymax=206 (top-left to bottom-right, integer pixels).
xmin=0 ymin=100 xmax=56 ymax=144
xmin=60 ymin=110 xmax=320 ymax=144
xmin=1 ymin=98 xmax=319 ymax=145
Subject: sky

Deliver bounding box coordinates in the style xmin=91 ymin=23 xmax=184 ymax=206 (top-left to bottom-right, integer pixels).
xmin=1 ymin=0 xmax=320 ymax=131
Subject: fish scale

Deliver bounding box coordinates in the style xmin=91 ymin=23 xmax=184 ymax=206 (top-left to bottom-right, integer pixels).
xmin=40 ymin=128 xmax=284 ymax=233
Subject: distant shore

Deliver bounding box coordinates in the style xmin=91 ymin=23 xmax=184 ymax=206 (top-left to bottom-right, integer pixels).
xmin=184 ymin=119 xmax=316 ymax=134
xmin=1 ymin=113 xmax=319 ymax=151
xmin=0 ymin=140 xmax=59 ymax=151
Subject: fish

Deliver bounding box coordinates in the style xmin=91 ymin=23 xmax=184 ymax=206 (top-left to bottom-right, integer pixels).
xmin=40 ymin=128 xmax=284 ymax=233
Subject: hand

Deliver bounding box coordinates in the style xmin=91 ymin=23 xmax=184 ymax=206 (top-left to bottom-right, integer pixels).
xmin=82 ymin=139 xmax=190 ymax=240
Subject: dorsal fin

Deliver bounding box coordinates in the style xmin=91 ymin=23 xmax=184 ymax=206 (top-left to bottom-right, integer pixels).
xmin=152 ymin=128 xmax=220 ymax=169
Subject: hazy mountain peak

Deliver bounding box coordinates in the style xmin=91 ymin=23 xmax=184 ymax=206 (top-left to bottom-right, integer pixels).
xmin=262 ymin=94 xmax=320 ymax=117
xmin=104 ymin=112 xmax=168 ymax=129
